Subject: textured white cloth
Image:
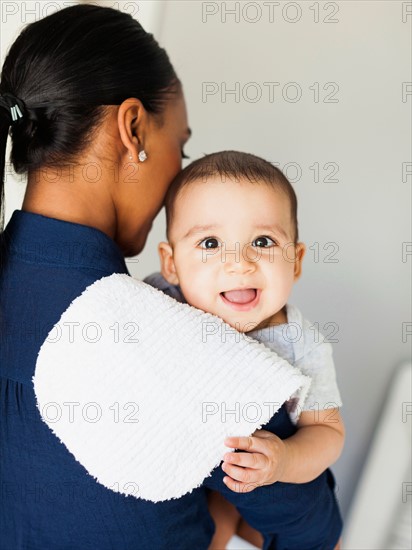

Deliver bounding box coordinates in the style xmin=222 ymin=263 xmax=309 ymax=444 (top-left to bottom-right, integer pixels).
xmin=33 ymin=274 xmax=310 ymax=502
xmin=144 ymin=273 xmax=343 ymax=425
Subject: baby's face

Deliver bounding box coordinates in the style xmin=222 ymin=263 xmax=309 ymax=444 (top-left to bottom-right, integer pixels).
xmin=160 ymin=177 xmax=305 ymax=332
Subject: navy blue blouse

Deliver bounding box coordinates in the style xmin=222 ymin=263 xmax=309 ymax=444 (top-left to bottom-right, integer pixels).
xmin=0 ymin=210 xmax=215 ymax=549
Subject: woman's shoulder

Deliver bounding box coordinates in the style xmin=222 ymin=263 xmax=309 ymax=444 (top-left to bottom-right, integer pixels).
xmin=143 ymin=271 xmax=186 ymax=303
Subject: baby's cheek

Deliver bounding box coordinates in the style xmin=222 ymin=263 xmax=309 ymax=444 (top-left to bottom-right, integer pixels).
xmin=278 ymin=267 xmax=296 ymax=295
xmin=178 ymin=278 xmax=207 ymax=309
xmin=180 ymin=279 xmax=220 ymax=318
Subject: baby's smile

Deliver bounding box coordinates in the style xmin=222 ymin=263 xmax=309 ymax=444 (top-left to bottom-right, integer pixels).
xmin=219 ymin=288 xmax=261 ymax=312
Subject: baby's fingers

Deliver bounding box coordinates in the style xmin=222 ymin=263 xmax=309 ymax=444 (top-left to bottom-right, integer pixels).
xmin=221 ymin=460 xmax=263 ymax=485
xmin=223 ymin=451 xmax=266 ymax=470
xmin=225 ymin=435 xmax=257 ymax=452
xmin=224 ymin=434 xmax=273 ymax=456
xmin=222 ymin=475 xmax=264 ymax=494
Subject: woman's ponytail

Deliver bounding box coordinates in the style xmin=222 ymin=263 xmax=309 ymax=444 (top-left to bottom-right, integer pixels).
xmin=0 ymin=93 xmax=26 ymax=235
xmin=0 ymin=113 xmax=11 ymax=262
xmin=0 ymin=115 xmax=9 ymax=235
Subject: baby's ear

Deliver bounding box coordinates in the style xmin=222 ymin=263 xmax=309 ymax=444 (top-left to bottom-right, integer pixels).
xmin=158 ymin=242 xmax=180 ymax=285
xmin=293 ymin=242 xmax=306 ymax=280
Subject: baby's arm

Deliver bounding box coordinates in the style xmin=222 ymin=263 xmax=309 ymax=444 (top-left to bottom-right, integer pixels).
xmin=223 ymin=330 xmax=345 ymax=489
xmin=279 ymin=407 xmax=345 ymax=482
xmin=221 ymin=408 xmax=345 ymax=491
xmin=207 ymin=411 xmax=343 ymax=549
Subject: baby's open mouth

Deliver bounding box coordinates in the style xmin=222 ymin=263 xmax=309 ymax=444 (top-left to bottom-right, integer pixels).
xmin=219 ymin=289 xmax=261 ymax=312
xmin=220 ymin=288 xmax=257 ymax=304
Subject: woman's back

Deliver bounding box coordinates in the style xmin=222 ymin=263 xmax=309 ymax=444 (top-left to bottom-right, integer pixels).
xmin=0 ymin=4 xmax=203 ymax=546
xmin=0 ymin=210 xmax=214 ymax=549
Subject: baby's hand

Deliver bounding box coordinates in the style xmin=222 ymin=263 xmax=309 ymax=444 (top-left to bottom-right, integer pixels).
xmin=221 ymin=429 xmax=288 ymax=493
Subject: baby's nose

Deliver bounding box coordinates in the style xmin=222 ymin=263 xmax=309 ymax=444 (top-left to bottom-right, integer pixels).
xmin=222 ymin=243 xmax=258 ymax=274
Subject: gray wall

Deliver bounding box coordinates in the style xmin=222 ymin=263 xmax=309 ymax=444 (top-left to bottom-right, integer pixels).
xmin=2 ymin=0 xmax=411 ymax=534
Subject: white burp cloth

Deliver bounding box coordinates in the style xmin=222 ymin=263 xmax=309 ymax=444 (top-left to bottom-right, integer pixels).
xmin=33 ymin=274 xmax=310 ymax=502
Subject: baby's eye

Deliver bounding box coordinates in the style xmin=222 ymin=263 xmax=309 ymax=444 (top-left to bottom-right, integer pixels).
xmin=252 ymin=236 xmax=277 ymax=248
xmin=198 ymin=237 xmax=220 ymax=249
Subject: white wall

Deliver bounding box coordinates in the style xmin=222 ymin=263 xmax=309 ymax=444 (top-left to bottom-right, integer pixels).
xmin=2 ymin=0 xmax=411 ymax=536
xmin=135 ymin=0 xmax=412 ymax=521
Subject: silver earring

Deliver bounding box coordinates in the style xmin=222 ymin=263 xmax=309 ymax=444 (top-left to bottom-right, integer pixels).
xmin=138 ymin=150 xmax=147 ymax=163
xmin=129 ymin=153 xmax=133 ymax=161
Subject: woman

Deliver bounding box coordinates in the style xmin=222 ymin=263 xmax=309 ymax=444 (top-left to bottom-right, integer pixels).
xmin=0 ymin=5 xmax=211 ymax=549
xmin=0 ymin=5 xmax=342 ymax=550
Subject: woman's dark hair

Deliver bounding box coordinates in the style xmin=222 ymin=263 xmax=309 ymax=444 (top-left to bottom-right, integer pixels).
xmin=0 ymin=4 xmax=179 ymax=235
xmin=164 ymin=151 xmax=299 ymax=243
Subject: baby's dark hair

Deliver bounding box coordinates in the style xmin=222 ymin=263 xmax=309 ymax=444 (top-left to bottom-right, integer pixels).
xmin=164 ymin=150 xmax=299 ymax=243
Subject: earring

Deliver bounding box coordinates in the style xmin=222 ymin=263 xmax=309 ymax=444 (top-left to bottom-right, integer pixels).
xmin=138 ymin=150 xmax=147 ymax=163
xmin=129 ymin=152 xmax=133 ymax=161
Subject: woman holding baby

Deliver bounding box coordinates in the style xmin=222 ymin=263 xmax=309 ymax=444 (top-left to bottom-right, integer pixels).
xmin=0 ymin=4 xmax=343 ymax=549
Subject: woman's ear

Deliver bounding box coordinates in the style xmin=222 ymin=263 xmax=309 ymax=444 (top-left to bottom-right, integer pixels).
xmin=158 ymin=242 xmax=180 ymax=285
xmin=293 ymin=242 xmax=306 ymax=280
xmin=117 ymin=98 xmax=146 ymax=160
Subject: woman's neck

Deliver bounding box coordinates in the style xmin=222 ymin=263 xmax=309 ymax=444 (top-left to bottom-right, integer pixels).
xmin=23 ymin=163 xmax=117 ymax=239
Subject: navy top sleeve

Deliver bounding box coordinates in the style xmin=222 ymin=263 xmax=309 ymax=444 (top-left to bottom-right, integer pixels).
xmin=0 ymin=211 xmax=215 ymax=550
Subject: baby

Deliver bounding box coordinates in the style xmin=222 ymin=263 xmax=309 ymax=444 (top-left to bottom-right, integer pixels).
xmin=144 ymin=151 xmax=344 ymax=550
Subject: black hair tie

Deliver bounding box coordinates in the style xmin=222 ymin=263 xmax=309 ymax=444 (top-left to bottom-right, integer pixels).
xmin=0 ymin=92 xmax=26 ymax=125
